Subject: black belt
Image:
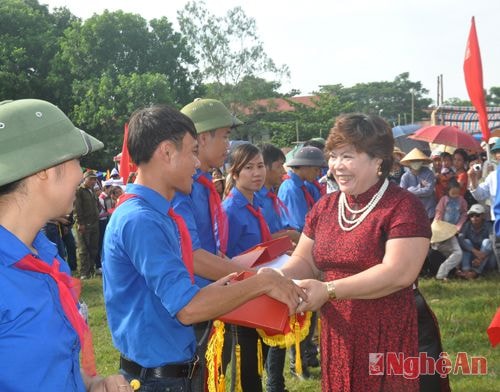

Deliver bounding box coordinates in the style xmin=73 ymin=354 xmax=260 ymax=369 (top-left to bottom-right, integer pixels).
xmin=120 ymin=355 xmax=199 ymax=380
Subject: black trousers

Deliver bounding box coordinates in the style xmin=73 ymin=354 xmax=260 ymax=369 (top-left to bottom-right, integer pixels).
xmin=415 ymin=289 xmax=450 ymax=392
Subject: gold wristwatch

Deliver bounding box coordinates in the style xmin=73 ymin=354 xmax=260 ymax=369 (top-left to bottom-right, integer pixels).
xmin=326 ymin=280 xmax=337 ymax=300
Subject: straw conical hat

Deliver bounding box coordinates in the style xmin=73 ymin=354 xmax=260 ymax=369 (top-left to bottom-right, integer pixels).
xmin=431 ymin=220 xmax=457 ymax=243
xmin=400 ymin=148 xmax=432 ymax=165
xmin=393 ymin=147 xmax=406 ymax=160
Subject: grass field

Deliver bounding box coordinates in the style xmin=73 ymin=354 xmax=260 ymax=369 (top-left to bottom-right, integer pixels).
xmin=83 ymin=273 xmax=500 ymax=391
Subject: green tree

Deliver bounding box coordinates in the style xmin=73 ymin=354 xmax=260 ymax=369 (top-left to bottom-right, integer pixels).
xmin=319 ymin=73 xmax=432 ymax=125
xmin=177 ymin=0 xmax=289 ymax=102
xmin=443 ymin=97 xmax=472 ymax=106
xmin=0 ymin=0 xmax=75 ymax=101
xmin=487 ymin=87 xmax=500 ymax=106
xmin=52 ymin=10 xmax=203 ymax=168
xmin=74 ymin=72 xmax=176 ymax=169
xmin=56 ymin=11 xmax=201 ymax=106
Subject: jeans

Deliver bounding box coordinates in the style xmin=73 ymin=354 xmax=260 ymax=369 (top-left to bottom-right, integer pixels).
xmin=266 ymin=347 xmax=286 ymax=392
xmin=461 ymin=238 xmax=497 ymax=274
xmin=121 ymin=370 xmax=191 ymax=392
xmin=433 ymin=236 xmax=463 ymax=279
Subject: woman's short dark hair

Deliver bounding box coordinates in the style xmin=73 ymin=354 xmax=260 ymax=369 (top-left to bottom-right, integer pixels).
xmin=127 ymin=104 xmax=197 ymax=165
xmin=325 ymin=113 xmax=394 ymax=178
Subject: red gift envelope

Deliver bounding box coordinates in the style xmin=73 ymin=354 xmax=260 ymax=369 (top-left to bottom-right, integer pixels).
xmin=231 ymin=236 xmax=293 ymax=269
xmin=218 ymin=271 xmax=289 ymax=334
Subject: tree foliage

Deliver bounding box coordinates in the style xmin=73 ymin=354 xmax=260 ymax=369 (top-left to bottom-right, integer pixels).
xmin=177 ymin=0 xmax=289 ymax=103
xmin=318 ymin=73 xmax=432 ymax=125
xmin=0 ymin=0 xmax=75 ymax=101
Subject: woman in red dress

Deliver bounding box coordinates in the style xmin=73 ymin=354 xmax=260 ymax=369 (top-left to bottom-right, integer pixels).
xmin=281 ymin=114 xmax=432 ymax=391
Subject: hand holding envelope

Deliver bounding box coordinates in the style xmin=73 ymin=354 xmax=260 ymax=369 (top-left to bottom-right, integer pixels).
xmin=295 ymin=278 xmax=330 ymax=312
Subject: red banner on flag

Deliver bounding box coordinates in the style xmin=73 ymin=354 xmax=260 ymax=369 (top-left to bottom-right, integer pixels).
xmin=463 ymin=16 xmax=490 ymax=141
xmin=119 ymin=123 xmax=137 ymax=182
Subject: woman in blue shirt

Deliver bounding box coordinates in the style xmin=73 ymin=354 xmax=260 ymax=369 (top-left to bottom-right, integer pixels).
xmin=0 ymin=99 xmax=131 ymax=391
xmin=222 ymin=143 xmax=270 ymax=392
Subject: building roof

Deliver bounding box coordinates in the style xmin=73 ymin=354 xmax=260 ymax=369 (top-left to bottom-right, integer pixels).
xmin=432 ymin=105 xmax=500 ymax=135
xmin=238 ymin=96 xmax=318 ymax=115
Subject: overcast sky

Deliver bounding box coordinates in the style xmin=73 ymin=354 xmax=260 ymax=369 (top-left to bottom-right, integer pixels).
xmin=42 ymin=0 xmax=500 ymax=103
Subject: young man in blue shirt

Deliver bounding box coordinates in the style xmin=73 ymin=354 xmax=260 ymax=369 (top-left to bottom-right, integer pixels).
xmin=172 ymin=98 xmax=247 ymax=389
xmin=102 ymin=104 xmax=306 ymax=391
xmin=277 ymin=145 xmax=327 ymax=380
xmin=278 ymin=146 xmax=327 ymax=231
xmin=257 ymin=143 xmax=301 ymax=391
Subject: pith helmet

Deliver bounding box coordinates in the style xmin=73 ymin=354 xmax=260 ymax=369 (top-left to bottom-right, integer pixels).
xmin=0 ymin=99 xmax=103 ymax=187
xmin=286 ymin=146 xmax=327 ymax=167
xmin=181 ymin=98 xmax=243 ymax=134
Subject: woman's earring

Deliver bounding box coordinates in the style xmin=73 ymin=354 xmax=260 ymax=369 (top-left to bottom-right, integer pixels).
xmin=377 ymin=165 xmax=383 ymax=177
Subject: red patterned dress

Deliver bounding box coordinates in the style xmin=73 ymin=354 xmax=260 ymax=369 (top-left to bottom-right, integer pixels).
xmin=303 ymin=180 xmax=431 ymax=391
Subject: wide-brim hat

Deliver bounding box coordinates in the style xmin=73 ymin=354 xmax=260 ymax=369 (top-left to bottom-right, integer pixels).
xmin=0 ymin=99 xmax=103 ymax=187
xmin=431 ymin=220 xmax=457 ymax=243
xmin=286 ymin=146 xmax=327 ymax=167
xmin=393 ymin=147 xmax=406 ymax=160
xmin=181 ymin=98 xmax=243 ymax=134
xmin=400 ymin=148 xmax=432 ymax=166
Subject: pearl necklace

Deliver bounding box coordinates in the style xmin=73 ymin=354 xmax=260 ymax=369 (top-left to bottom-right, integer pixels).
xmin=338 ymin=179 xmax=389 ymax=231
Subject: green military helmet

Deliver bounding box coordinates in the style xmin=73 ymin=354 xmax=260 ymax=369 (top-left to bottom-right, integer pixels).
xmin=0 ymin=99 xmax=103 ymax=187
xmin=181 ymin=98 xmax=243 ymax=134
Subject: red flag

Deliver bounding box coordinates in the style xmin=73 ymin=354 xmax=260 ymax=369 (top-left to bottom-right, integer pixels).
xmin=119 ymin=123 xmax=137 ymax=182
xmin=464 ymin=16 xmax=490 ymax=141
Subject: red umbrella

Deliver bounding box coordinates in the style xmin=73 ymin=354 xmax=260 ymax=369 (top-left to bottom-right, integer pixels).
xmin=408 ymin=125 xmax=481 ymax=151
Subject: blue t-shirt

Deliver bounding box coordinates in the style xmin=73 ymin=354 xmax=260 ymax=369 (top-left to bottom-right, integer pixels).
xmin=102 ymin=183 xmax=200 ymax=367
xmin=277 ymin=171 xmax=311 ymax=231
xmin=222 ymin=187 xmax=268 ymax=257
xmin=173 ymin=169 xmax=220 ymax=287
xmin=255 ymin=186 xmax=286 ymax=234
xmin=443 ymin=197 xmax=461 ymax=225
xmin=0 ymin=227 xmax=84 ymax=392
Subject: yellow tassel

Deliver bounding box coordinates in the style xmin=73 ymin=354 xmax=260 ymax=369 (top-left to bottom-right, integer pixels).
xmin=257 ymin=311 xmax=312 ymax=349
xmin=257 ymin=338 xmax=263 ymax=377
xmin=218 ymin=374 xmax=226 ymax=392
xmin=205 ymin=320 xmax=225 ymax=392
xmin=235 ymin=343 xmax=243 ymax=392
xmin=293 ymin=315 xmax=303 ymax=376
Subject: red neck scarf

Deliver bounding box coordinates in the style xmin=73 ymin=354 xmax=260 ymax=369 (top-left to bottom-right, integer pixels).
xmin=266 ymin=190 xmax=288 ymax=216
xmin=116 ymin=194 xmax=194 ymax=283
xmin=312 ymin=179 xmax=326 ymax=196
xmin=15 ymin=255 xmax=97 ymax=377
xmin=301 ymin=185 xmax=315 ymax=210
xmin=196 ymin=175 xmax=228 ymax=255
xmin=246 ymin=204 xmax=272 ymax=242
